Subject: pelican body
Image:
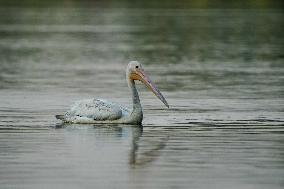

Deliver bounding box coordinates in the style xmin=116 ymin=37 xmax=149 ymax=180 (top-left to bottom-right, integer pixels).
xmin=56 ymin=61 xmax=169 ymax=125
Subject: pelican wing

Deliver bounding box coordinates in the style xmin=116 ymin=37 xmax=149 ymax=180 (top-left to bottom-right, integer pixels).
xmin=65 ymin=99 xmax=125 ymax=121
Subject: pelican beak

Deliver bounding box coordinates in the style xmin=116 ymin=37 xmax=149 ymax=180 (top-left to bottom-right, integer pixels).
xmin=131 ymin=69 xmax=169 ymax=108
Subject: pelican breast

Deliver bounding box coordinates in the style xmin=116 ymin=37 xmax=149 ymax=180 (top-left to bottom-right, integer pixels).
xmin=65 ymin=99 xmax=128 ymax=122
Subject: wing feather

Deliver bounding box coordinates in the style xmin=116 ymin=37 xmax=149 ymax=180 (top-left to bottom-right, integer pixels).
xmin=65 ymin=99 xmax=123 ymax=121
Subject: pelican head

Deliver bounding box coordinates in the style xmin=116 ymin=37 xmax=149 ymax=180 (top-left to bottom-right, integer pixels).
xmin=127 ymin=61 xmax=169 ymax=108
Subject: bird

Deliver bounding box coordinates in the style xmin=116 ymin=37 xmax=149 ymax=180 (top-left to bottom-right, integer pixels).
xmin=56 ymin=61 xmax=169 ymax=125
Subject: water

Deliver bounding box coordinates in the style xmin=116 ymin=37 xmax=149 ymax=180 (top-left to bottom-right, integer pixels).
xmin=0 ymin=6 xmax=284 ymax=189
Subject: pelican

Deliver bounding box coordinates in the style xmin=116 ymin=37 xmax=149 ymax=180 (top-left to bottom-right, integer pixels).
xmin=56 ymin=61 xmax=169 ymax=125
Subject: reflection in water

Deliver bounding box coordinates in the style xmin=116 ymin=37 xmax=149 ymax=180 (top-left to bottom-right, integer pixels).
xmin=56 ymin=123 xmax=167 ymax=168
xmin=128 ymin=126 xmax=169 ymax=168
xmin=1 ymin=123 xmax=283 ymax=189
xmin=128 ymin=126 xmax=143 ymax=165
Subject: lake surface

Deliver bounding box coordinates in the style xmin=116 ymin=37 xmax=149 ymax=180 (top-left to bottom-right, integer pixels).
xmin=0 ymin=7 xmax=283 ymax=189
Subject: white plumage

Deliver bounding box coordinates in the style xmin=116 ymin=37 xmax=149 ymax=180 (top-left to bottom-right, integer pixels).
xmin=63 ymin=99 xmax=130 ymax=123
xmin=56 ymin=61 xmax=168 ymax=125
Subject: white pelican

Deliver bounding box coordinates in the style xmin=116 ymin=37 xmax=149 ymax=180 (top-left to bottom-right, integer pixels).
xmin=56 ymin=61 xmax=169 ymax=125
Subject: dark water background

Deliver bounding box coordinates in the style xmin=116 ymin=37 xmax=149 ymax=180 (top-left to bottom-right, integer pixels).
xmin=0 ymin=1 xmax=283 ymax=189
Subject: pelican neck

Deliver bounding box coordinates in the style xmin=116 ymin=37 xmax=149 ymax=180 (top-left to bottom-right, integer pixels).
xmin=128 ymin=79 xmax=141 ymax=106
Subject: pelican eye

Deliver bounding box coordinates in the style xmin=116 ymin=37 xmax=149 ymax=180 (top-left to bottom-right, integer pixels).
xmin=136 ymin=66 xmax=139 ymax=68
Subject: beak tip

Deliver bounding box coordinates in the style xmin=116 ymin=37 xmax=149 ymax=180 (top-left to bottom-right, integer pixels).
xmin=165 ymin=103 xmax=169 ymax=108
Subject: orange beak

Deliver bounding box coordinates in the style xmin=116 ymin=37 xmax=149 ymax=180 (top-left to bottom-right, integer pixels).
xmin=130 ymin=68 xmax=169 ymax=108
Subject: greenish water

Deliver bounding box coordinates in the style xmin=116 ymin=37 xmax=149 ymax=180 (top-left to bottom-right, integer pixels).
xmin=0 ymin=6 xmax=283 ymax=189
